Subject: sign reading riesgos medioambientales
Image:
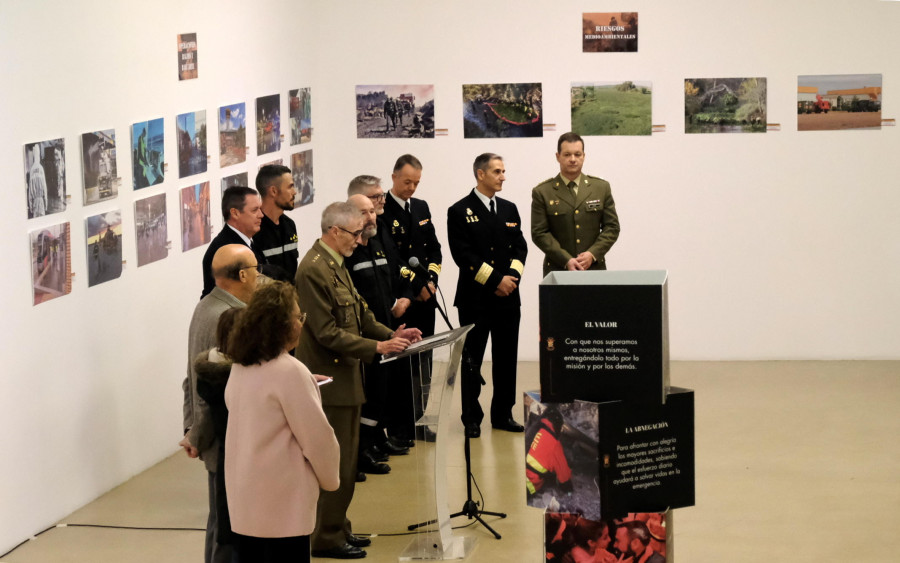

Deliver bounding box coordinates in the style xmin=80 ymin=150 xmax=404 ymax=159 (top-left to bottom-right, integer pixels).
xmin=582 ymin=13 xmax=638 ymax=53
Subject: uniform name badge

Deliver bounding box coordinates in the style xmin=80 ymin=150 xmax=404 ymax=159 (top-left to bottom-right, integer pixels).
xmin=586 ymin=199 xmax=603 ymax=212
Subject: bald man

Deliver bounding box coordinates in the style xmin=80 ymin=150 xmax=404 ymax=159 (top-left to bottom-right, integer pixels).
xmin=181 ymin=244 xmax=259 ymax=563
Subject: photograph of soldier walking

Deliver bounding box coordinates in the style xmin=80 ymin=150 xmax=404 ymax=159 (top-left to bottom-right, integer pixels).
xmin=356 ymin=84 xmax=434 ymax=138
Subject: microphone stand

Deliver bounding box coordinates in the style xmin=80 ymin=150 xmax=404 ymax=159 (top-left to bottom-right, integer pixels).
xmin=405 ymin=282 xmax=507 ymax=539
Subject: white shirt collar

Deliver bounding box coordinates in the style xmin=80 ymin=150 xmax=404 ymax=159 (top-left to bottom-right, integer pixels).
xmin=389 ymin=191 xmax=408 ymax=209
xmin=226 ymin=223 xmax=253 ymax=247
xmin=473 ymin=188 xmax=495 ymax=212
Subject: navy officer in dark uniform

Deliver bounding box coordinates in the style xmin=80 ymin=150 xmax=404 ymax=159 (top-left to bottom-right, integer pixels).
xmin=447 ymin=153 xmax=527 ymax=438
xmin=380 ymin=154 xmax=442 ymax=443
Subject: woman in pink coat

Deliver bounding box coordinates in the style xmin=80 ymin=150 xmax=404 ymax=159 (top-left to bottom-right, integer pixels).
xmin=225 ymin=281 xmax=340 ymax=562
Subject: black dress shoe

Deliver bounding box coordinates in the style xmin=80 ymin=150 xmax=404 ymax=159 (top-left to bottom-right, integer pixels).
xmin=464 ymin=423 xmax=481 ymax=438
xmin=388 ymin=435 xmax=415 ymax=449
xmin=376 ymin=440 xmax=409 ymax=456
xmin=358 ymin=451 xmax=391 ymax=474
xmin=346 ymin=533 xmax=371 ymax=548
xmin=355 ymin=471 xmax=366 ymax=482
xmin=311 ymin=543 xmax=366 ymax=559
xmin=491 ymin=418 xmax=524 ymax=432
xmin=364 ymin=447 xmax=388 ymax=462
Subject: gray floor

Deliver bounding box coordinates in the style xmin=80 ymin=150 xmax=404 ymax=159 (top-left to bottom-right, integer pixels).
xmin=4 ymin=361 xmax=898 ymax=562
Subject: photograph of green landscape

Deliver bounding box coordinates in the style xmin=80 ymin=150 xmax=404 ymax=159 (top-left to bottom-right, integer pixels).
xmin=463 ymin=82 xmax=542 ymax=138
xmin=684 ymin=77 xmax=767 ymax=134
xmin=571 ymin=81 xmax=652 ymax=136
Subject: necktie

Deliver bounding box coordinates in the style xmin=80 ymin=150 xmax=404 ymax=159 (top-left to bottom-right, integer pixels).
xmin=489 ymin=199 xmax=495 ymax=215
xmin=568 ymin=180 xmax=578 ymax=197
xmin=404 ymin=201 xmax=410 ymax=214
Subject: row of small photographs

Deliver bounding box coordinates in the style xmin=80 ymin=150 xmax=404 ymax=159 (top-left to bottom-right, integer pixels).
xmin=29 ymin=151 xmax=314 ymax=306
xmin=24 ymin=89 xmax=311 ymax=219
xmin=357 ymin=74 xmax=882 ymax=140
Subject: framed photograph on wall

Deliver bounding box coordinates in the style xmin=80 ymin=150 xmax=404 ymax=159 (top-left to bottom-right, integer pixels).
xmin=81 ymin=129 xmax=119 ymax=205
xmin=684 ymin=78 xmax=767 ymax=134
xmin=132 ymin=118 xmax=165 ymax=189
xmin=30 ymin=222 xmax=71 ymax=305
xmin=798 ymin=74 xmax=882 ymax=131
xmin=571 ymin=82 xmax=652 ymax=136
xmin=134 ymin=193 xmax=168 ymax=267
xmin=291 ymin=150 xmax=313 ymax=208
xmin=256 ymin=94 xmax=281 ymax=155
xmin=221 ymin=171 xmax=249 ymax=200
xmin=180 ymin=182 xmax=211 ymax=252
xmin=219 ymin=102 xmax=247 ymax=167
xmin=463 ymin=83 xmax=542 ymax=138
xmin=289 ymin=88 xmax=311 ymax=144
xmin=176 ymin=110 xmax=208 ymax=178
xmin=24 ymin=138 xmax=67 ymax=218
xmin=355 ymin=84 xmax=434 ymax=138
xmin=85 ymin=210 xmax=123 ymax=287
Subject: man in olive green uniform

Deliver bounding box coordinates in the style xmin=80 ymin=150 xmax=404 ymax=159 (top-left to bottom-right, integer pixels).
xmin=295 ymin=201 xmax=421 ymax=559
xmin=531 ymin=132 xmax=620 ymax=275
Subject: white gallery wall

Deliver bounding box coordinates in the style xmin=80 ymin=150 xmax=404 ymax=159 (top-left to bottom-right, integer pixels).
xmin=1 ymin=0 xmax=898 ymax=554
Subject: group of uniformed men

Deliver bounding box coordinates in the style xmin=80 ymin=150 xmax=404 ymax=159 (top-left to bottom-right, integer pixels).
xmin=181 ymin=132 xmax=620 ymax=560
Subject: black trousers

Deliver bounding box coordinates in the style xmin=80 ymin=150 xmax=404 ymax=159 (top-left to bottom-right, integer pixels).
xmin=458 ymin=305 xmax=521 ymax=426
xmin=233 ymin=533 xmax=310 ymax=563
xmin=387 ymin=300 xmax=435 ymax=438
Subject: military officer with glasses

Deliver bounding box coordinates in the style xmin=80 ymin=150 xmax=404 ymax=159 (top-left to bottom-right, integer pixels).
xmin=294 ymin=201 xmax=421 ymax=560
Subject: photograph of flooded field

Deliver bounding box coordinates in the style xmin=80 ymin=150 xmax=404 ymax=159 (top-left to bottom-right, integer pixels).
xmin=798 ymin=74 xmax=882 ymax=131
xmin=684 ymin=77 xmax=766 ymax=134
xmin=572 ymin=81 xmax=652 ymax=136
xmin=463 ymin=82 xmax=542 ymax=138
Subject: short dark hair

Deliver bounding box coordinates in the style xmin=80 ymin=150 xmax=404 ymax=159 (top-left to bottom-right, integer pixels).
xmin=215 ymin=308 xmax=242 ymax=357
xmin=393 ymin=154 xmax=422 ymax=173
xmin=348 ymin=175 xmax=381 ymax=196
xmin=228 ymin=281 xmax=298 ymax=365
xmin=473 ymin=153 xmax=502 ymax=179
xmin=557 ymin=132 xmax=584 ymax=153
xmin=256 ymin=164 xmax=292 ymax=195
xmin=222 ymin=186 xmax=258 ymax=222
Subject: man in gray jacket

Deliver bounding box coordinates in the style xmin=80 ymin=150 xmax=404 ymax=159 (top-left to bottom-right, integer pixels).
xmin=181 ymin=244 xmax=259 ymax=563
